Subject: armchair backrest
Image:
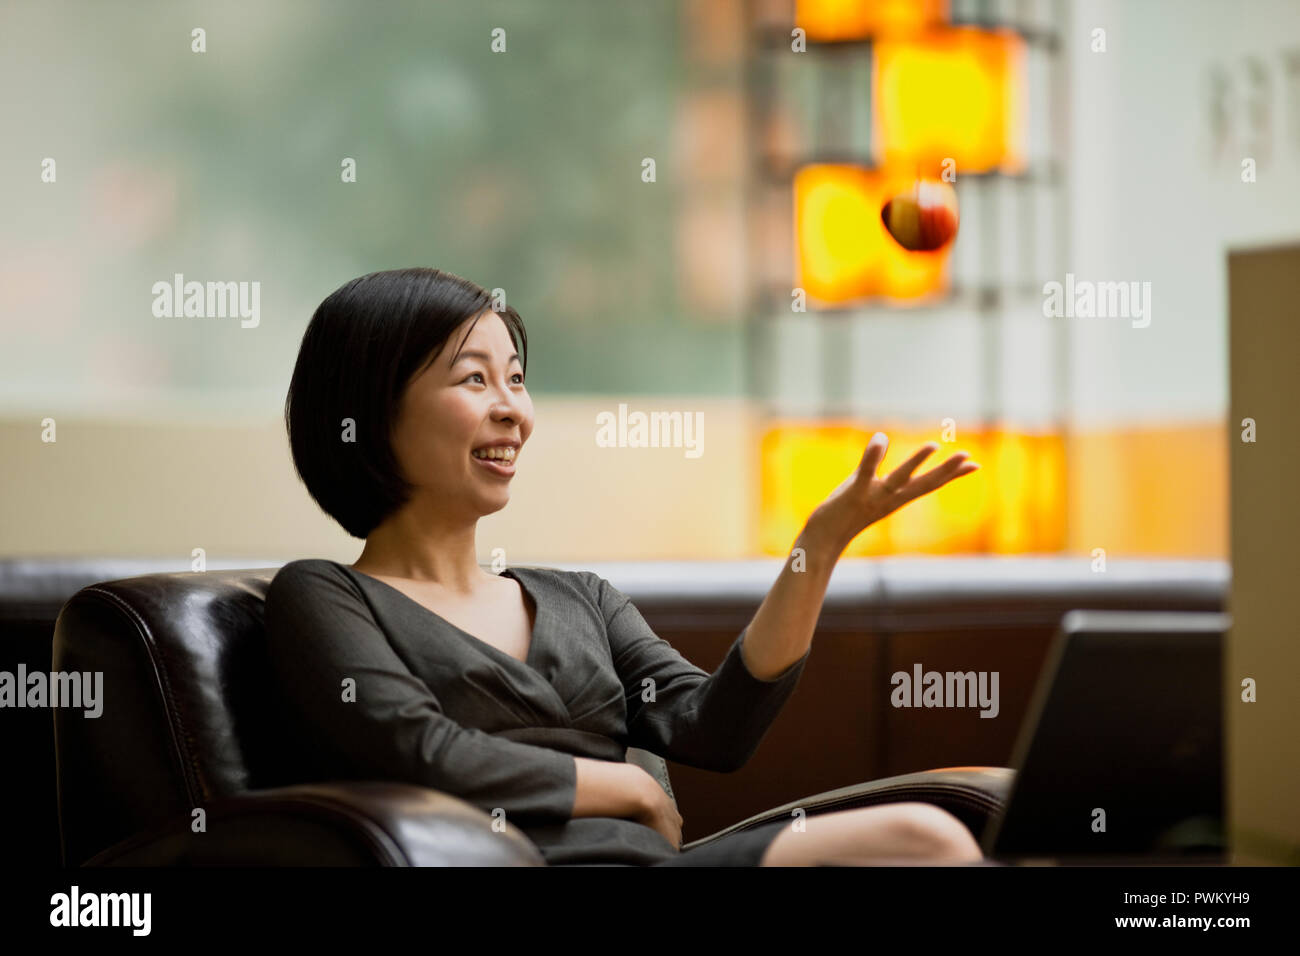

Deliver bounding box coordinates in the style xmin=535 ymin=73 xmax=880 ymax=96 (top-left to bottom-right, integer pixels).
xmin=53 ymin=569 xmax=284 ymax=865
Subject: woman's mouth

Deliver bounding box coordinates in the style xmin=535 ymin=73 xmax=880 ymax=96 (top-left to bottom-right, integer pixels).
xmin=471 ymin=446 xmax=517 ymax=477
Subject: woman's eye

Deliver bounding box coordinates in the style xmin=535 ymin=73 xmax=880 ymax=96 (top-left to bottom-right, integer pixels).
xmin=464 ymin=372 xmax=525 ymax=385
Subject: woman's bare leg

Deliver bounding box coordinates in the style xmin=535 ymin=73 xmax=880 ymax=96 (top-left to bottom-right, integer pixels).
xmin=759 ymin=802 xmax=983 ymax=866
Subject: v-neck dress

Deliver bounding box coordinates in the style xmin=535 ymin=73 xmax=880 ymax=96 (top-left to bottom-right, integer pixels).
xmin=263 ymin=558 xmax=810 ymax=866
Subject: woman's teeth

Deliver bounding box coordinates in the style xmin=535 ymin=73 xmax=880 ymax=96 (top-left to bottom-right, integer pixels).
xmin=472 ymin=447 xmax=516 ymax=461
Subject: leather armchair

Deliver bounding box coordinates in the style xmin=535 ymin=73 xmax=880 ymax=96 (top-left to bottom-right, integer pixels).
xmin=52 ymin=567 xmax=1013 ymax=866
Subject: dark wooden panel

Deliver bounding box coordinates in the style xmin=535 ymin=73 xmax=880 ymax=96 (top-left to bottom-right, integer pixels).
xmin=881 ymin=627 xmax=1055 ymax=777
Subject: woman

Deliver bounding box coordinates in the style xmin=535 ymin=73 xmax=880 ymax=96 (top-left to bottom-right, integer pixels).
xmin=265 ymin=267 xmax=984 ymax=867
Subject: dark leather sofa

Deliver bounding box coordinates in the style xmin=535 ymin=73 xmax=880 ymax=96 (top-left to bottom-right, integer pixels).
xmin=0 ymin=556 xmax=1226 ymax=866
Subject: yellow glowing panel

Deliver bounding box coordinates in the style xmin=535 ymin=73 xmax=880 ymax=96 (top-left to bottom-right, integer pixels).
xmin=985 ymin=429 xmax=1067 ymax=553
xmin=872 ymin=27 xmax=1026 ymax=174
xmin=759 ymin=422 xmax=878 ymax=554
xmin=794 ymin=164 xmax=950 ymax=304
xmin=759 ymin=422 xmax=1065 ymax=555
xmin=795 ymin=0 xmax=948 ymax=42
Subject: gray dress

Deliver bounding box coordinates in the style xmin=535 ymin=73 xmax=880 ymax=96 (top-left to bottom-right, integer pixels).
xmin=263 ymin=559 xmax=809 ymax=866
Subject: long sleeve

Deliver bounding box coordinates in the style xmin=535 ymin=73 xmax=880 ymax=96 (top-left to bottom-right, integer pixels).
xmin=264 ymin=560 xmax=577 ymax=824
xmin=585 ymin=572 xmax=810 ymax=773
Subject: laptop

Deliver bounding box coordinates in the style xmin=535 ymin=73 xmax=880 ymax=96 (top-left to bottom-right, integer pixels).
xmin=982 ymin=609 xmax=1228 ymax=864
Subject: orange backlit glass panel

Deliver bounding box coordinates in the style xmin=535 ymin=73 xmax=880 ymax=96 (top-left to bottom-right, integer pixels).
xmin=794 ymin=164 xmax=951 ymax=303
xmin=795 ymin=0 xmax=948 ymax=42
xmin=759 ymin=422 xmax=1065 ymax=555
xmin=872 ymin=27 xmax=1026 ymax=174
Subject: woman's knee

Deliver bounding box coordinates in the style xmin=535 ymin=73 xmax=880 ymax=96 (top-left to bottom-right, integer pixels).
xmin=890 ymin=802 xmax=983 ymax=861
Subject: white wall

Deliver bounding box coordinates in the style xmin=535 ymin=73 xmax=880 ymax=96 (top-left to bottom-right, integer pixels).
xmin=1065 ymin=0 xmax=1300 ymax=427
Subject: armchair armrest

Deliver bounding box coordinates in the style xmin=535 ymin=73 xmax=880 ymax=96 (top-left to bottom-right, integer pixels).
xmin=681 ymin=766 xmax=1014 ymax=852
xmin=81 ymin=781 xmax=546 ymax=866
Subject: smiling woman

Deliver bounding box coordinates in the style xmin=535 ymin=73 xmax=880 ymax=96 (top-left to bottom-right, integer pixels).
xmin=270 ymin=266 xmax=983 ymax=867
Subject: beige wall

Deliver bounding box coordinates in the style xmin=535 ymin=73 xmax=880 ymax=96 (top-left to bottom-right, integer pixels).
xmin=1068 ymin=424 xmax=1228 ymax=560
xmin=0 ymin=398 xmax=759 ymax=563
xmin=1 ymin=397 xmax=1230 ymax=562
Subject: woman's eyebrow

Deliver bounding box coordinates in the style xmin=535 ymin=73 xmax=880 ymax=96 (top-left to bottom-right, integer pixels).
xmin=451 ymin=350 xmax=520 ymax=367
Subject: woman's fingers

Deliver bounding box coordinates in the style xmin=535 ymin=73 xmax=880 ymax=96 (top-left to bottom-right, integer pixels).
xmin=900 ymin=453 xmax=977 ymax=501
xmin=810 ymin=435 xmax=981 ymax=543
xmin=858 ymin=434 xmax=980 ymax=512
xmin=857 ymin=433 xmax=889 ymax=479
xmin=883 ymin=442 xmax=940 ymax=491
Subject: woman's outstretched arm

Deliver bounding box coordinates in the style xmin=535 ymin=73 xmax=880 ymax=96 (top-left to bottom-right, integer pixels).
xmin=597 ymin=432 xmax=979 ymax=771
xmin=739 ymin=433 xmax=980 ymax=680
xmin=734 ymin=521 xmax=843 ymax=681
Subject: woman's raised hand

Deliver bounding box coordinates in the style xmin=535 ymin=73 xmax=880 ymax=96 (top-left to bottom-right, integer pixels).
xmin=807 ymin=432 xmax=980 ymax=553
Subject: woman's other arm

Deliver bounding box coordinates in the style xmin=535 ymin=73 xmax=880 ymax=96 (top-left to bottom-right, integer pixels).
xmin=571 ymin=756 xmax=659 ymax=818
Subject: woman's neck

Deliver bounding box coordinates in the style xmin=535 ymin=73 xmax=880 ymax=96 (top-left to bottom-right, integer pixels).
xmin=351 ymin=511 xmax=487 ymax=596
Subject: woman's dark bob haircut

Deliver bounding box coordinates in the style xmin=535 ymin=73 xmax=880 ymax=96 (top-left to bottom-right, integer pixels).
xmin=285 ymin=267 xmax=527 ymax=539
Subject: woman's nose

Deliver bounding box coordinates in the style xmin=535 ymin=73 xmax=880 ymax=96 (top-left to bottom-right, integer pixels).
xmin=490 ymin=385 xmax=524 ymax=418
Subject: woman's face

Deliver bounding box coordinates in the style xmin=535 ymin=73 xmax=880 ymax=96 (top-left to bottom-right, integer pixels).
xmin=389 ymin=311 xmax=532 ymax=519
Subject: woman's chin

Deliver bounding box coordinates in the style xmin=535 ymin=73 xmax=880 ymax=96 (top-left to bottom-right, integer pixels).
xmin=473 ymin=490 xmax=511 ymax=516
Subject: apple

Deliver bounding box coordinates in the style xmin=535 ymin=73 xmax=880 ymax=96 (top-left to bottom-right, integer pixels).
xmin=881 ymin=180 xmax=960 ymax=252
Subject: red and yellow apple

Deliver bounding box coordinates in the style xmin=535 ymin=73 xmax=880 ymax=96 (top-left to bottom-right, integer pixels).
xmin=880 ymin=180 xmax=960 ymax=252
